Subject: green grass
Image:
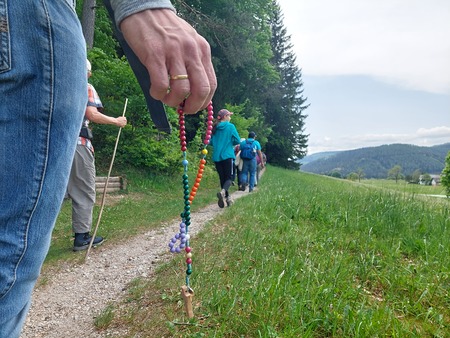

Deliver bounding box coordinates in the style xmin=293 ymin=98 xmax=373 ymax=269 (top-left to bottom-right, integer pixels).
xmin=43 ymin=166 xmax=450 ymax=337
xmin=86 ymin=167 xmax=450 ymax=337
xmin=361 ymin=179 xmax=447 ymax=196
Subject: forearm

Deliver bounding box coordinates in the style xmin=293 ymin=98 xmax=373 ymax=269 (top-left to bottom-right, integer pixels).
xmin=109 ymin=0 xmax=175 ymax=27
xmin=85 ymin=107 xmax=120 ymax=126
xmin=89 ymin=111 xmax=118 ymax=126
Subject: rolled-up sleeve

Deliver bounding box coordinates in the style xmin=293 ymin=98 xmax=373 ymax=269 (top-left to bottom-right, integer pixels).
xmin=110 ymin=0 xmax=176 ymax=27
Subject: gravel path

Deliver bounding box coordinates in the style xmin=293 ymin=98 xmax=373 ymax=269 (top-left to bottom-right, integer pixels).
xmin=21 ymin=189 xmax=248 ymax=338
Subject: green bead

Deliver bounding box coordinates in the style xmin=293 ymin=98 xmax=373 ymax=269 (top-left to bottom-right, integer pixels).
xmin=186 ymin=268 xmax=192 ymax=275
xmin=182 ymin=174 xmax=188 ymax=180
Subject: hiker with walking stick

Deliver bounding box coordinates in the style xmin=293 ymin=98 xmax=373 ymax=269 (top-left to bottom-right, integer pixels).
xmin=0 ymin=1 xmax=216 ymax=336
xmin=66 ymin=60 xmax=127 ymax=251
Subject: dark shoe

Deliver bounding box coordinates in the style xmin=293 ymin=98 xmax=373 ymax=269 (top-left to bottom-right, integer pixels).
xmin=73 ymin=232 xmax=104 ymax=251
xmin=239 ymin=185 xmax=246 ymax=191
xmin=217 ymin=189 xmax=225 ymax=208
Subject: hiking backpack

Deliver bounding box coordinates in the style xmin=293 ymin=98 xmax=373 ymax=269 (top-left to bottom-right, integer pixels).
xmin=240 ymin=140 xmax=256 ymax=160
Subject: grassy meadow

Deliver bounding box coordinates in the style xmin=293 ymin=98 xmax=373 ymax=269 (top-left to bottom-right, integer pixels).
xmin=361 ymin=179 xmax=447 ymax=197
xmin=45 ymin=166 xmax=450 ymax=337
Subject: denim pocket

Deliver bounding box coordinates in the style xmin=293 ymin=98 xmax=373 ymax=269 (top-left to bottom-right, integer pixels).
xmin=0 ymin=0 xmax=10 ymax=73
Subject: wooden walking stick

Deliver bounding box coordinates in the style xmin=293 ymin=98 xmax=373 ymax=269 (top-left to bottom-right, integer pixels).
xmin=85 ymin=98 xmax=128 ymax=261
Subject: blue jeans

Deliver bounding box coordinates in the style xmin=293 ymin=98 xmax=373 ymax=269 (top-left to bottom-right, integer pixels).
xmin=241 ymin=158 xmax=257 ymax=191
xmin=0 ymin=1 xmax=86 ymax=337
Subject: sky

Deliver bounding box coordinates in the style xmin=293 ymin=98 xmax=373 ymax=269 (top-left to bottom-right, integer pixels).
xmin=277 ymin=0 xmax=450 ymax=154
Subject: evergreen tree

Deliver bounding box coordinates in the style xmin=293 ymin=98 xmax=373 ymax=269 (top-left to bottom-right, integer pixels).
xmin=174 ymin=0 xmax=276 ymax=143
xmin=176 ymin=0 xmax=277 ymax=112
xmin=264 ymin=1 xmax=308 ymax=169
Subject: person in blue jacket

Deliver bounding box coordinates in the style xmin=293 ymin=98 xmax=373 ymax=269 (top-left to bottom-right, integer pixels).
xmin=209 ymin=109 xmax=241 ymax=208
xmin=239 ymin=132 xmax=264 ymax=192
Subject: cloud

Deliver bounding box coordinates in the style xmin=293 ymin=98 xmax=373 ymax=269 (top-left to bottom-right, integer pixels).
xmin=280 ymin=0 xmax=450 ymax=94
xmin=307 ymin=126 xmax=450 ymax=154
xmin=417 ymin=126 xmax=450 ymax=137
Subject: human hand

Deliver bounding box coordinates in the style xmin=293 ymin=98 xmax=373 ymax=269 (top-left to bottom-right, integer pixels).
xmin=116 ymin=116 xmax=127 ymax=128
xmin=120 ymin=9 xmax=217 ymax=114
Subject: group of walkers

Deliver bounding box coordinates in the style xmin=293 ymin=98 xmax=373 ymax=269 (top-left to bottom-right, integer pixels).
xmin=209 ymin=109 xmax=265 ymax=208
xmin=235 ymin=133 xmax=266 ymax=192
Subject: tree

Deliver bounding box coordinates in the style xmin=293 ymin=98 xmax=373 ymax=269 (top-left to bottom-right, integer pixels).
xmin=411 ymin=169 xmax=422 ymax=183
xmin=356 ymin=168 xmax=365 ymax=182
xmin=81 ymin=0 xmax=97 ymax=50
xmin=329 ymin=170 xmax=342 ymax=178
xmin=174 ymin=0 xmax=276 ymax=146
xmin=264 ymin=1 xmax=308 ymax=169
xmin=441 ymin=151 xmax=450 ymax=197
xmin=347 ymin=172 xmax=358 ymax=181
xmin=388 ymin=165 xmax=403 ymax=183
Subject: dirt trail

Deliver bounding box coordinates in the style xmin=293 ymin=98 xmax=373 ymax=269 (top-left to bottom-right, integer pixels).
xmin=21 ymin=189 xmax=249 ymax=337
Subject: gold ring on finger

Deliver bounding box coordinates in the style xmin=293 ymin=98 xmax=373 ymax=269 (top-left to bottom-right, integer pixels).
xmin=170 ymin=74 xmax=189 ymax=80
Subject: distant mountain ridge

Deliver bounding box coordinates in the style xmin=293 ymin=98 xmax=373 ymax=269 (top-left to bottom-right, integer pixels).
xmin=301 ymin=143 xmax=450 ymax=178
xmin=300 ymin=151 xmax=340 ymax=166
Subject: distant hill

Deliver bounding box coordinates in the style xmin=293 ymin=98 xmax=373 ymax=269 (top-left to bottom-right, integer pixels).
xmin=300 ymin=143 xmax=450 ymax=178
xmin=300 ymin=151 xmax=341 ymax=166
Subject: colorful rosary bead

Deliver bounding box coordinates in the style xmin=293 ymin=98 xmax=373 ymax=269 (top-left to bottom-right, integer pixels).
xmin=168 ymin=102 xmax=214 ymax=289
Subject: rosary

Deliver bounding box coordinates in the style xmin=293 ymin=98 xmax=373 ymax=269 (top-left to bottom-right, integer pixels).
xmin=168 ymin=101 xmax=214 ymax=318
